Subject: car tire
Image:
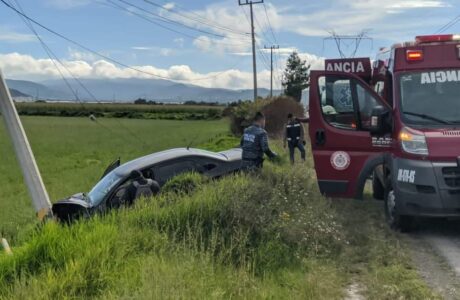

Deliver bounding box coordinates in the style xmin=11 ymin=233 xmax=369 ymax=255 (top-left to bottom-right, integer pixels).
xmin=384 ymin=179 xmax=414 ymax=232
xmin=372 ymin=172 xmax=385 ymax=200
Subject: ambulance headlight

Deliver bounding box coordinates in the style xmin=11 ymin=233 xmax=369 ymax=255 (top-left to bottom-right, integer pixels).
xmin=399 ymin=128 xmax=428 ymax=156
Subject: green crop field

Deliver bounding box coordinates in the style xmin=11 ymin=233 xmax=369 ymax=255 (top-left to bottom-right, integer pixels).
xmin=0 ymin=116 xmax=229 ymax=239
xmin=15 ymin=102 xmax=224 ymax=121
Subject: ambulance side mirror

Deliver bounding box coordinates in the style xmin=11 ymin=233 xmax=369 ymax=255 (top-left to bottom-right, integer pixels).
xmin=370 ymin=106 xmax=390 ymax=134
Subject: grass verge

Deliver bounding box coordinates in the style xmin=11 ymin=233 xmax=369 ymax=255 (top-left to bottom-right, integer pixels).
xmin=0 ymin=142 xmax=437 ymax=299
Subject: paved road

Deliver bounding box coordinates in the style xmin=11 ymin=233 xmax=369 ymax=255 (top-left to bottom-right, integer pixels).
xmin=407 ymin=219 xmax=460 ymax=299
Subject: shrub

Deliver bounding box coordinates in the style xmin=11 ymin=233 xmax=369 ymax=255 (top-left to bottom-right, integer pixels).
xmin=228 ymin=96 xmax=305 ymax=136
xmin=262 ymin=96 xmax=305 ymax=137
xmin=228 ymin=99 xmax=268 ymax=135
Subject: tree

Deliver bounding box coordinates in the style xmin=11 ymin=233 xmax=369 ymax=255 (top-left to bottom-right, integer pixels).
xmin=134 ymin=98 xmax=147 ymax=105
xmin=282 ymin=52 xmax=310 ymax=102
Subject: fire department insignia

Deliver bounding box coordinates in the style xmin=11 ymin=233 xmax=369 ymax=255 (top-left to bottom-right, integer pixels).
xmin=331 ymin=151 xmax=351 ymax=171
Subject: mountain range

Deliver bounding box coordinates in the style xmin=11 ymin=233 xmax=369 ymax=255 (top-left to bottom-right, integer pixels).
xmin=6 ymin=78 xmax=281 ymax=103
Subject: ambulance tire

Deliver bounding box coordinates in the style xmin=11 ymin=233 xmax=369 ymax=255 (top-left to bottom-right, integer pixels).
xmin=372 ymin=174 xmax=384 ymax=200
xmin=384 ymin=180 xmax=414 ymax=232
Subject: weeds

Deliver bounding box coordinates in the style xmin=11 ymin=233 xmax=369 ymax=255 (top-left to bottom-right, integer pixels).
xmin=0 ymin=154 xmax=437 ymax=299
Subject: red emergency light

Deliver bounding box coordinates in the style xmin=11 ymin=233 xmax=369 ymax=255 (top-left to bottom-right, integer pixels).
xmin=406 ymin=50 xmax=423 ymax=61
xmin=415 ymin=34 xmax=460 ymax=44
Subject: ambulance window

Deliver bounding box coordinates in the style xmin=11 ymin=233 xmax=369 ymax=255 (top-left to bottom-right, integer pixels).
xmin=319 ymin=76 xmax=357 ymax=130
xmin=318 ymin=75 xmax=382 ymax=131
xmin=356 ymin=84 xmax=380 ymax=130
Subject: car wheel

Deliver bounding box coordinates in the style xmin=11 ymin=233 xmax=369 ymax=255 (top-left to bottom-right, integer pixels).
xmin=384 ymin=180 xmax=413 ymax=232
xmin=372 ymin=172 xmax=384 ymax=200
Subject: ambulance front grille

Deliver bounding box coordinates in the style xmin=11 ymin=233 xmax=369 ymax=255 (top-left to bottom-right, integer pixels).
xmin=442 ymin=167 xmax=460 ymax=187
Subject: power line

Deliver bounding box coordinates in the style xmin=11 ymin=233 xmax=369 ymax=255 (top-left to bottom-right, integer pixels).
xmin=7 ymin=0 xmax=81 ymax=102
xmin=256 ymin=12 xmax=282 ymax=91
xmin=143 ymin=0 xmax=250 ymax=37
xmin=324 ymin=30 xmax=373 ymax=58
xmin=261 ymin=2 xmax=282 ymax=90
xmin=102 ymin=0 xmax=250 ymax=48
xmin=0 ymin=0 xmax=245 ymax=83
xmin=257 ymin=47 xmax=271 ymax=69
xmin=435 ymin=14 xmax=460 ymax=33
xmin=8 ymin=0 xmax=162 ymax=150
xmin=254 ymin=13 xmax=274 ymax=46
xmin=262 ymin=3 xmax=278 ymax=44
xmin=116 ymin=0 xmax=250 ymax=41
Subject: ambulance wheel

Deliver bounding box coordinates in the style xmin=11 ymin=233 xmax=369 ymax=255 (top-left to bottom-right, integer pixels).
xmin=372 ymin=173 xmax=384 ymax=200
xmin=384 ymin=180 xmax=413 ymax=232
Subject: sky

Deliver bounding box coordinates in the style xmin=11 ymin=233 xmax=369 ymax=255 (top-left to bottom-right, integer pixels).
xmin=0 ymin=0 xmax=458 ymax=90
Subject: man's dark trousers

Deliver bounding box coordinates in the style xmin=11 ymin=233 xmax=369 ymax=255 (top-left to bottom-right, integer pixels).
xmin=288 ymin=141 xmax=306 ymax=164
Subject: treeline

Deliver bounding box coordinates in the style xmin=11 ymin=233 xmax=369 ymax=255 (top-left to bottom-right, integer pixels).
xmin=134 ymin=98 xmax=222 ymax=107
xmin=15 ymin=102 xmax=224 ymax=121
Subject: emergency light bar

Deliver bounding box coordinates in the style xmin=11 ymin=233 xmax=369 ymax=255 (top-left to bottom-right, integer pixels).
xmin=415 ymin=34 xmax=460 ymax=44
xmin=406 ymin=50 xmax=423 ymax=61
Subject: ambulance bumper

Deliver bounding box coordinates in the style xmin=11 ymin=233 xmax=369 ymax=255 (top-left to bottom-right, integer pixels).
xmin=393 ymin=158 xmax=460 ymax=217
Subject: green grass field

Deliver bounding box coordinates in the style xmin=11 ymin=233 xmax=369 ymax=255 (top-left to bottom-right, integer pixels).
xmin=0 ymin=116 xmax=437 ymax=299
xmin=0 ymin=116 xmax=229 ymax=240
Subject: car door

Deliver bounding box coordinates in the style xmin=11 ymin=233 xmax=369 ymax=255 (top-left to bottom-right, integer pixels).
xmin=309 ymin=71 xmax=393 ymax=199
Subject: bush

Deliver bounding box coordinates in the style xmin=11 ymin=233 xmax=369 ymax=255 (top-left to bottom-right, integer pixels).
xmin=228 ymin=99 xmax=268 ymax=135
xmin=262 ymin=96 xmax=305 ymax=137
xmin=228 ymin=96 xmax=305 ymax=136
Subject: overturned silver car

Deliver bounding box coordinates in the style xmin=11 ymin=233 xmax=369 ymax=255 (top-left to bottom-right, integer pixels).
xmin=52 ymin=148 xmax=242 ymax=221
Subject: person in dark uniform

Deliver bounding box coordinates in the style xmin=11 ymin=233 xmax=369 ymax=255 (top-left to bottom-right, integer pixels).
xmin=240 ymin=112 xmax=277 ymax=170
xmin=284 ymin=113 xmax=306 ymax=164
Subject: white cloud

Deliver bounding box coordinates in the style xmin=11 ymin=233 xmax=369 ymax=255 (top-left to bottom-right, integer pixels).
xmin=193 ymin=35 xmax=252 ymax=55
xmin=160 ymin=48 xmax=173 ymax=57
xmin=157 ymin=3 xmax=253 ymax=54
xmin=0 ymin=27 xmax=35 ymax=43
xmin=163 ymin=2 xmax=175 ymax=10
xmin=130 ymin=46 xmax=176 ymax=56
xmin=45 ymin=0 xmax=90 ymax=9
xmin=279 ymin=0 xmax=450 ymax=38
xmin=185 ymin=0 xmax=450 ymax=45
xmin=174 ymin=37 xmax=184 ymax=48
xmin=0 ymin=52 xmax=282 ymax=90
xmin=131 ymin=47 xmax=151 ymax=51
xmin=68 ymin=48 xmax=99 ymax=62
xmin=368 ymin=0 xmax=448 ymax=9
xmin=298 ymin=52 xmax=325 ymax=71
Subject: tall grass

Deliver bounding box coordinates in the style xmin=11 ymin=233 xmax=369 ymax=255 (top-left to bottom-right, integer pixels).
xmin=0 ymin=117 xmax=229 ymax=241
xmin=0 ymin=158 xmax=437 ymax=299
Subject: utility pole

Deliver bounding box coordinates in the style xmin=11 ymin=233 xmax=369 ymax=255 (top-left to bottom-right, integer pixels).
xmin=0 ymin=70 xmax=52 ymax=221
xmin=239 ymin=0 xmax=263 ymax=101
xmin=264 ymin=45 xmax=279 ymax=98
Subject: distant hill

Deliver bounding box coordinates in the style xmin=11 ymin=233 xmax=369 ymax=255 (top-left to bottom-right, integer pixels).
xmin=9 ymin=88 xmax=31 ymax=98
xmin=5 ymin=78 xmax=281 ymax=103
xmin=6 ymin=79 xmax=73 ymax=100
